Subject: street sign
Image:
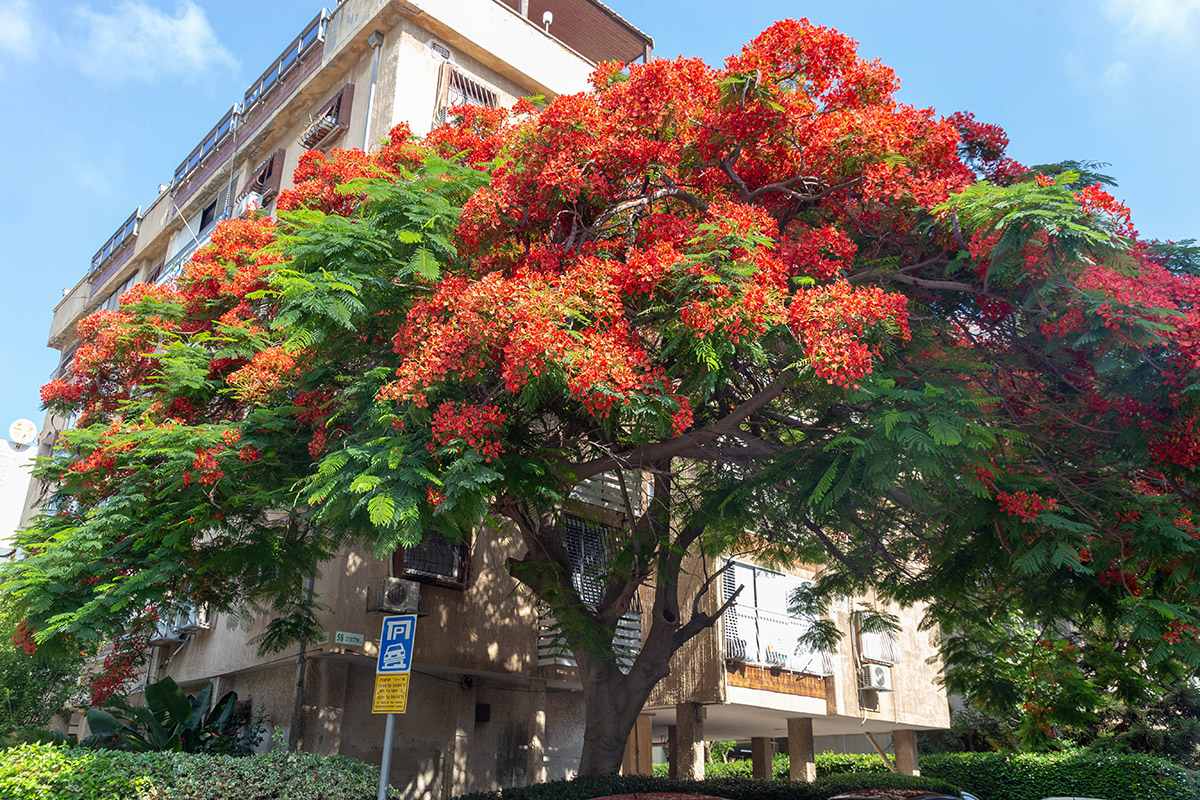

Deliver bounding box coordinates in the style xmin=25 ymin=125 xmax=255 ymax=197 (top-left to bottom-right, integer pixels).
xmin=372 ymin=673 xmax=410 ymax=714
xmin=333 ymin=630 xmax=365 ymax=647
xmin=376 ymin=614 xmax=416 ymax=674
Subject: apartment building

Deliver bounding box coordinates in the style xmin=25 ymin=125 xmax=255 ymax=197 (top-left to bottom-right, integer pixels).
xmin=25 ymin=1 xmax=948 ymax=796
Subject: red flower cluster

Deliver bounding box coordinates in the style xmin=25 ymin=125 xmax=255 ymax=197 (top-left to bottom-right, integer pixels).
xmin=430 ymin=402 xmax=507 ymax=461
xmin=997 ymin=490 xmax=1058 ymax=522
xmin=786 ymin=282 xmax=911 ymax=387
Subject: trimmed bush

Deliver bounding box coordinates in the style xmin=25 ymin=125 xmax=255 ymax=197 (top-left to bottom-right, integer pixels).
xmin=921 ymin=750 xmax=1200 ymax=800
xmin=0 ymin=743 xmax=390 ymax=800
xmin=452 ymin=773 xmax=961 ymax=800
xmin=654 ymin=751 xmax=900 ymax=780
xmin=650 ymin=748 xmax=1200 ymax=800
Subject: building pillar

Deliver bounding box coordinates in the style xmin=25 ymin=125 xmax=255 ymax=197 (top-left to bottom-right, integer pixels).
xmin=751 ymin=737 xmax=772 ymax=779
xmin=441 ymin=677 xmax=476 ymax=799
xmin=666 ymin=725 xmax=678 ymax=779
xmin=893 ymin=729 xmax=919 ymax=776
xmin=674 ymin=702 xmax=705 ymax=780
xmin=621 ymin=713 xmax=653 ymax=775
xmin=786 ymin=717 xmax=816 ymax=783
xmin=306 ymin=659 xmax=348 ymax=755
xmin=526 ymin=680 xmax=547 ymax=785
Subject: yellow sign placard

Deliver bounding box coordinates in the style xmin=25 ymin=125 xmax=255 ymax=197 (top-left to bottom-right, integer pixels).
xmin=372 ymin=673 xmax=410 ymax=714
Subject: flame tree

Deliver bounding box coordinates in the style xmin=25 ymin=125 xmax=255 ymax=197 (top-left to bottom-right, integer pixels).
xmin=9 ymin=19 xmax=1200 ymax=769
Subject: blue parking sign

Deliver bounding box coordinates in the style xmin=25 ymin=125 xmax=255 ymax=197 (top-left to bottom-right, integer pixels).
xmin=377 ymin=615 xmax=416 ymax=674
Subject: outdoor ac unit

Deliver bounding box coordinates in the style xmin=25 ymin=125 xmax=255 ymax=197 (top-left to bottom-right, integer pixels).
xmin=178 ymin=605 xmax=212 ymax=632
xmin=377 ymin=577 xmax=421 ymax=614
xmin=860 ymin=664 xmax=893 ymax=692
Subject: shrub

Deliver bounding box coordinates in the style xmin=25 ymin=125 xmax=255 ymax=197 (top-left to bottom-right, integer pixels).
xmin=452 ymin=773 xmax=960 ymax=800
xmin=920 ymin=750 xmax=1200 ymax=800
xmin=0 ymin=743 xmax=391 ymax=800
xmin=815 ymin=752 xmax=891 ymax=776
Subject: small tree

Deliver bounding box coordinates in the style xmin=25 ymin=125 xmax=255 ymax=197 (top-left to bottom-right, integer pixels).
xmin=9 ymin=19 xmax=1200 ymax=774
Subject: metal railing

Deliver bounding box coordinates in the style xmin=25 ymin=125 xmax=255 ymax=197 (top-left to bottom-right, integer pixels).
xmin=89 ymin=207 xmax=141 ymax=275
xmin=724 ymin=604 xmax=833 ymax=676
xmin=243 ymin=10 xmax=330 ymax=115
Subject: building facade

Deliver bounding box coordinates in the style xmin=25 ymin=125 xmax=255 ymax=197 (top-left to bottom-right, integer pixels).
xmin=25 ymin=2 xmax=948 ymax=796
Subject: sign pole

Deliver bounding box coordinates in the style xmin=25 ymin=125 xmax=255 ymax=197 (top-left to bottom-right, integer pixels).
xmin=377 ymin=712 xmax=395 ymax=800
xmin=372 ymin=614 xmax=415 ymax=800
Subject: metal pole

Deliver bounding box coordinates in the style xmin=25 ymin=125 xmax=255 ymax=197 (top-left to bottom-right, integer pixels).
xmin=362 ymin=31 xmax=385 ymax=151
xmin=377 ymin=712 xmax=396 ymax=800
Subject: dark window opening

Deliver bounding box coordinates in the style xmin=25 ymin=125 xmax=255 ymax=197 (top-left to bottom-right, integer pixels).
xmin=200 ymin=200 xmax=218 ymax=231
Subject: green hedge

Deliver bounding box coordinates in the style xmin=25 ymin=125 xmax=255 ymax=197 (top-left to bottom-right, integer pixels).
xmin=921 ymin=750 xmax=1200 ymax=800
xmin=652 ymin=749 xmax=1200 ymax=800
xmin=453 ymin=773 xmax=961 ymax=800
xmin=0 ymin=743 xmax=390 ymax=800
xmin=654 ymin=751 xmax=909 ymax=780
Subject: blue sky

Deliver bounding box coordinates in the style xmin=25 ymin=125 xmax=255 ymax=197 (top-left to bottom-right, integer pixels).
xmin=0 ymin=0 xmax=1197 ymax=436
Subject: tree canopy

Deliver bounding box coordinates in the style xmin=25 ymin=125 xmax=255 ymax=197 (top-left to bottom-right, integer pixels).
xmin=9 ymin=18 xmax=1200 ymax=769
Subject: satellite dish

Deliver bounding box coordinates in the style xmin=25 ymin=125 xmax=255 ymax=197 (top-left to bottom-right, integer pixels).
xmin=8 ymin=419 xmax=36 ymax=446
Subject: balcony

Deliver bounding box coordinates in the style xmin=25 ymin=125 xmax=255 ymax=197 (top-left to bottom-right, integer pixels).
xmin=156 ymin=212 xmax=230 ymax=288
xmin=724 ymin=604 xmax=833 ymax=676
xmin=242 ymin=10 xmax=330 ymax=118
xmin=89 ymin=207 xmax=141 ymax=282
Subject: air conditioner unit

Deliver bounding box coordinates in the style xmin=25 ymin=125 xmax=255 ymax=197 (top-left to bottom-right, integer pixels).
xmin=178 ymin=605 xmax=212 ymax=632
xmin=377 ymin=577 xmax=421 ymax=614
xmin=860 ymin=664 xmax=893 ymax=691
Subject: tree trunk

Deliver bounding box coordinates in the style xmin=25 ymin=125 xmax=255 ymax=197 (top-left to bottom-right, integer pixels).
xmin=575 ymin=650 xmax=670 ymax=776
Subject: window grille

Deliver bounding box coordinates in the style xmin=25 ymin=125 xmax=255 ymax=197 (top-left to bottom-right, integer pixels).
xmin=537 ymin=515 xmax=643 ymax=672
xmin=856 ymin=613 xmax=901 ymax=665
xmin=393 ymin=532 xmax=470 ymax=589
xmin=434 ymin=65 xmax=499 ymax=126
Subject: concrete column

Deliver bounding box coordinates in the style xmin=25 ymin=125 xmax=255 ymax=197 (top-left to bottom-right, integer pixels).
xmin=620 ymin=714 xmax=653 ymax=775
xmin=674 ymin=702 xmax=705 ymax=780
xmin=893 ymin=729 xmax=919 ymax=776
xmin=441 ymin=678 xmax=476 ymax=799
xmin=526 ymin=680 xmax=547 ymax=785
xmin=307 ymin=660 xmax=348 ymax=755
xmin=751 ymin=736 xmax=773 ymax=778
xmin=666 ymin=725 xmax=678 ymax=779
xmin=786 ymin=717 xmax=816 ymax=783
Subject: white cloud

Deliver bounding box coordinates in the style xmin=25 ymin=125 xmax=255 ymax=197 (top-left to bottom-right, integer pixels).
xmin=72 ymin=1 xmax=238 ymax=83
xmin=1103 ymin=60 xmax=1130 ymax=89
xmin=1105 ymin=0 xmax=1200 ymax=50
xmin=0 ymin=0 xmax=37 ymax=62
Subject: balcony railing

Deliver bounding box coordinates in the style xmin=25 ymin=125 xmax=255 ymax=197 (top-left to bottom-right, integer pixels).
xmin=724 ymin=604 xmax=833 ymax=676
xmin=89 ymin=207 xmax=141 ymax=276
xmin=243 ymin=10 xmax=330 ymax=115
xmin=172 ymin=106 xmax=239 ymax=187
xmin=156 ymin=213 xmax=230 ymax=287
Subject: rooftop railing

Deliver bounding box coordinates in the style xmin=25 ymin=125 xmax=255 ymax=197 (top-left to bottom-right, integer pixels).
xmin=243 ymin=10 xmax=330 ymax=116
xmin=89 ymin=208 xmax=141 ymax=276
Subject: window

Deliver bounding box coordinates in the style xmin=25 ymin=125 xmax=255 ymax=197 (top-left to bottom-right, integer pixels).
xmin=537 ymin=515 xmax=643 ymax=671
xmin=298 ymin=84 xmax=354 ymax=150
xmin=722 ymin=560 xmax=830 ymax=675
xmin=238 ymin=148 xmax=286 ymax=207
xmin=101 ymin=274 xmax=138 ymax=312
xmin=434 ymin=65 xmax=498 ymax=126
xmin=392 ymin=532 xmax=470 ymax=589
xmin=855 ymin=611 xmax=901 ymax=665
xmin=200 ymin=200 xmax=218 ymax=231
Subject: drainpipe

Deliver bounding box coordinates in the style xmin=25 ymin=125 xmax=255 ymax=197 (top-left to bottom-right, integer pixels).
xmin=362 ymin=31 xmax=385 ymax=151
